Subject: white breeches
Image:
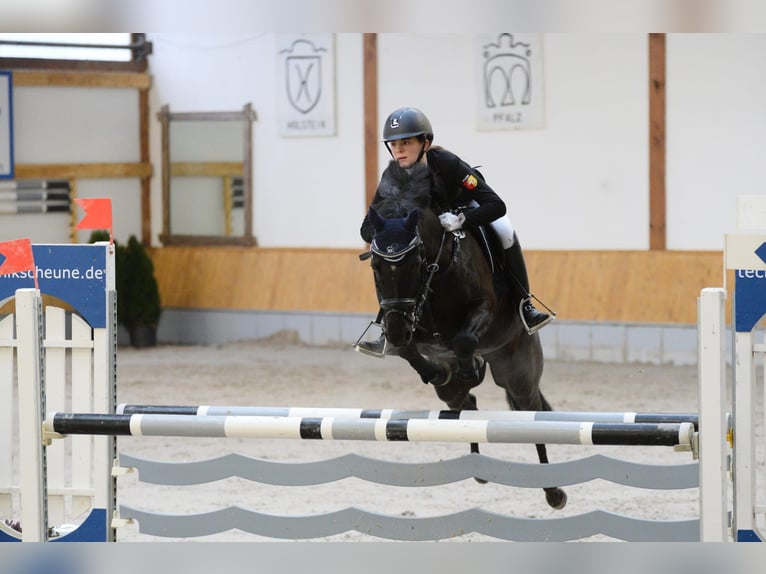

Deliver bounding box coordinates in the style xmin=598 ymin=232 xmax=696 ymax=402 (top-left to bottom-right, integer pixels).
xmin=465 ymin=200 xmax=515 ymax=249
xmin=490 ymin=215 xmax=515 ymax=249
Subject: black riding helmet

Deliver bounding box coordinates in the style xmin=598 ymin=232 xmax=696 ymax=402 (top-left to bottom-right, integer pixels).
xmin=383 ymin=107 xmax=434 ymax=143
xmin=383 ymin=107 xmax=434 ymax=165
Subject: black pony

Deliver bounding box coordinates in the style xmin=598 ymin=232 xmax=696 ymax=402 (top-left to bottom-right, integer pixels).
xmin=364 ymin=160 xmax=566 ymax=510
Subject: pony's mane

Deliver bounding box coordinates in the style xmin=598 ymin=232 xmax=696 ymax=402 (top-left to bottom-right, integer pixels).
xmin=372 ymin=160 xmax=432 ymax=218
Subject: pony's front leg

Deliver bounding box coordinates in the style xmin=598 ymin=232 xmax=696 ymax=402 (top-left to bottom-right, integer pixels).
xmin=452 ymin=299 xmax=493 ymax=383
xmin=396 ymin=342 xmax=451 ymax=386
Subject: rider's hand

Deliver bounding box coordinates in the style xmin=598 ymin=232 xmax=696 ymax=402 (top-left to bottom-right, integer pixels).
xmin=438 ymin=212 xmax=466 ymax=232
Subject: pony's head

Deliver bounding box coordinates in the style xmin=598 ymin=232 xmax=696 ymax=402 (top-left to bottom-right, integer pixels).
xmin=368 ymin=206 xmax=425 ymax=346
xmin=368 ymin=161 xmax=437 ymax=347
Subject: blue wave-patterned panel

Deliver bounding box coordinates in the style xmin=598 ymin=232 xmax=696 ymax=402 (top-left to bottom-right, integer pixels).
xmin=118 ymin=452 xmax=698 ymax=490
xmin=118 ymin=505 xmax=700 ymax=542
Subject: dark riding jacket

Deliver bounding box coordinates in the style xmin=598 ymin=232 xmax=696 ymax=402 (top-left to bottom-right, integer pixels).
xmin=360 ymin=147 xmax=507 ymax=244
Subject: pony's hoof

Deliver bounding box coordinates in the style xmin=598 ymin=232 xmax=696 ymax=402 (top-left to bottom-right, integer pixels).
xmin=473 ymin=476 xmax=488 ymax=485
xmin=453 ymin=356 xmax=486 ymax=388
xmin=545 ymin=488 xmax=567 ymax=510
xmin=426 ymin=368 xmax=451 ymax=387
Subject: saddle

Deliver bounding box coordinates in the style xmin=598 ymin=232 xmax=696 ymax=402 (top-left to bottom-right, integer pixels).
xmin=449 ymin=203 xmax=504 ymax=278
xmin=467 ymin=224 xmax=503 ymax=276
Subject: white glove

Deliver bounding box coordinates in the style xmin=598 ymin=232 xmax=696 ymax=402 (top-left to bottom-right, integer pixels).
xmin=438 ymin=212 xmax=466 ymax=232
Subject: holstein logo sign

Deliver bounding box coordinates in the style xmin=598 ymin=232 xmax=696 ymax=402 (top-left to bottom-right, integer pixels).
xmin=277 ymin=35 xmax=336 ymax=137
xmin=284 ymin=40 xmax=323 ymax=114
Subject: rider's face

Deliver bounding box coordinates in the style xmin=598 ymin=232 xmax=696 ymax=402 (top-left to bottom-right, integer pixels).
xmin=388 ymin=138 xmax=427 ymax=168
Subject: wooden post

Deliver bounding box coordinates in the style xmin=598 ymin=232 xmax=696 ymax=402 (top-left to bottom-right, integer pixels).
xmin=363 ymin=34 xmax=379 ymax=219
xmin=158 ymin=105 xmax=171 ymax=242
xmin=68 ymin=179 xmax=77 ymax=243
xmin=139 ymin=87 xmax=152 ymax=247
xmin=649 ymin=33 xmax=666 ymax=251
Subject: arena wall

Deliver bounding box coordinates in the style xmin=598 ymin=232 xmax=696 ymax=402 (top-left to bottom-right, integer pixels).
xmin=151 ymin=247 xmax=731 ymax=364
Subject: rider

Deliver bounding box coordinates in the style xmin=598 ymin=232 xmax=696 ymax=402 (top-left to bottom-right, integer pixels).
xmin=356 ymin=106 xmax=553 ymax=355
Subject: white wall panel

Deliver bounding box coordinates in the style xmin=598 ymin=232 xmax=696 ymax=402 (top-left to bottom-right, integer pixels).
xmin=6 ymin=33 xmax=764 ymax=250
xmin=666 ymin=34 xmax=766 ymax=250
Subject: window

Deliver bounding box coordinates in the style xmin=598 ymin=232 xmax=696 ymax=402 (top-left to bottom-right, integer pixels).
xmin=0 ymin=33 xmax=151 ymax=72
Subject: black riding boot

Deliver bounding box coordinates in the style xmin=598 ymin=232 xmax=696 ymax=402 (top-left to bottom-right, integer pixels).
xmin=503 ymin=236 xmax=554 ymax=335
xmin=354 ymin=308 xmax=387 ymax=357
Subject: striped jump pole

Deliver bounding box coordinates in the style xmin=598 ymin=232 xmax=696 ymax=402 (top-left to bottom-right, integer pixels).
xmin=117 ymin=404 xmax=698 ymax=429
xmin=0 ymin=180 xmax=71 ymax=214
xmin=44 ymin=412 xmax=696 ymax=448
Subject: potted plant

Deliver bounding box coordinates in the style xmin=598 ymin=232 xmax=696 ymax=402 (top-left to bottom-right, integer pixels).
xmin=119 ymin=236 xmax=161 ymax=347
xmin=88 ymin=232 xmax=161 ymax=348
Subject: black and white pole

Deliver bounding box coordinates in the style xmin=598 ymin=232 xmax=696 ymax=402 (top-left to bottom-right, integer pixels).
xmin=0 ymin=180 xmax=71 ymax=213
xmin=45 ymin=412 xmax=696 ymax=448
xmin=117 ymin=403 xmax=698 ymax=428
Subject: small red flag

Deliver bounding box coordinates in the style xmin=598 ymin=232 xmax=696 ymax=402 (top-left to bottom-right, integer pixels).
xmin=0 ymin=238 xmax=35 ymax=276
xmin=75 ymin=198 xmax=113 ymax=233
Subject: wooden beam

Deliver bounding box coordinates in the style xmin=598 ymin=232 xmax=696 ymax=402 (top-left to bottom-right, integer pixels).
xmin=363 ymin=34 xmax=379 ymax=217
xmin=649 ymin=33 xmax=666 ymax=251
xmin=11 ymin=69 xmax=151 ymax=89
xmin=0 ymin=59 xmax=147 ymax=74
xmin=15 ymin=162 xmax=152 ymax=179
xmin=170 ymin=162 xmax=243 ymax=177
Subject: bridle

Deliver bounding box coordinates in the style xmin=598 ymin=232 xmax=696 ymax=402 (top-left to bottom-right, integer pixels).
xmin=370 ymin=229 xmax=448 ymax=340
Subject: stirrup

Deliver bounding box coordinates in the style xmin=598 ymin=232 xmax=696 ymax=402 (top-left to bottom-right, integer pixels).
xmin=519 ymin=295 xmax=556 ymax=335
xmin=352 ymin=320 xmax=388 ymax=358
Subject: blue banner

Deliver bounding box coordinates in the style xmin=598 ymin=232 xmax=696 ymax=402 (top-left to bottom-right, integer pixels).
xmin=735 ymin=268 xmax=766 ymax=333
xmin=0 ymin=244 xmax=108 ymax=328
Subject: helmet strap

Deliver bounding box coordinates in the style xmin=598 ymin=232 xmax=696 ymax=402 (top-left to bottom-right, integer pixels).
xmin=415 ymin=141 xmax=428 ymax=164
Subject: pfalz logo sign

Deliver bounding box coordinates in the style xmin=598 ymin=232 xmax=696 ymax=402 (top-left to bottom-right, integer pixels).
xmin=476 ymin=33 xmax=545 ymax=131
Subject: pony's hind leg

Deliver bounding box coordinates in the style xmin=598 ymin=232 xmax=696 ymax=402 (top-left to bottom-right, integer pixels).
xmin=466 ymin=395 xmax=487 ymax=483
xmin=487 ymin=343 xmax=567 ymax=510
xmin=506 ymin=391 xmax=567 ymax=509
xmin=535 ymin=444 xmax=568 ymax=509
